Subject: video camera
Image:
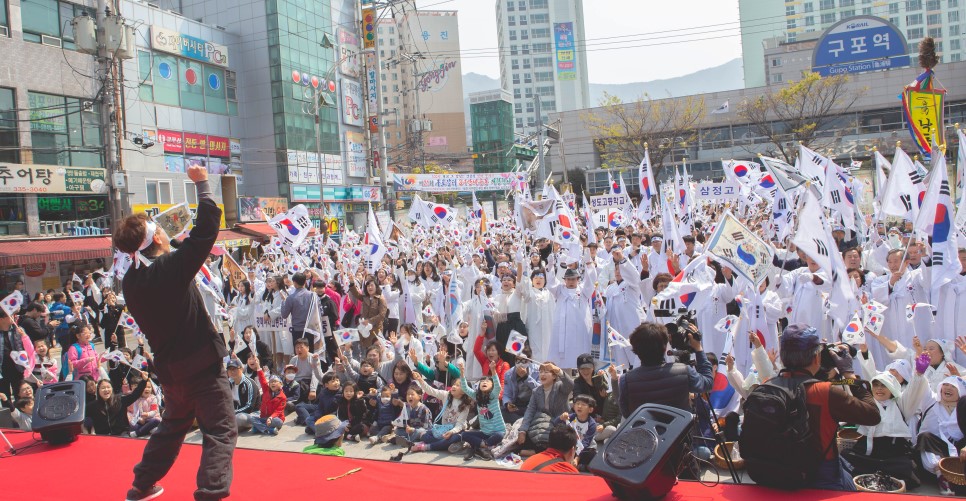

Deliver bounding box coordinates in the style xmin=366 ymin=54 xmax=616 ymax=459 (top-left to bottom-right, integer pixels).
xmin=665 ymin=309 xmax=701 ymax=362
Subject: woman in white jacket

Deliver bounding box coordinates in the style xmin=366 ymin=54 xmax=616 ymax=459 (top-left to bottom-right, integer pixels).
xmin=516 ymin=263 xmax=553 ymax=364
xmin=917 ymin=376 xmax=966 ymax=495
xmin=845 ymin=353 xmax=929 ymax=489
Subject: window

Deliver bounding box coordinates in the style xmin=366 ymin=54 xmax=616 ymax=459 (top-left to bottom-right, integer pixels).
xmin=786 ymin=5 xmax=795 ymax=15
xmin=950 ymin=11 xmax=960 ymax=22
xmin=533 ymin=42 xmax=551 ymax=53
xmin=821 ymin=13 xmax=836 ymax=23
xmin=908 ymin=27 xmax=924 ymax=39
xmin=507 ymin=0 xmax=514 ymax=11
xmin=820 ymin=0 xmax=834 ymax=8
xmin=512 ymin=74 xmax=520 ymax=84
xmin=951 ymin=24 xmax=961 ymax=35
xmin=509 ymin=30 xmax=517 ymax=40
xmin=513 ymin=88 xmax=521 ymax=99
xmin=531 ymin=28 xmax=550 ymax=38
xmin=0 ymin=0 xmax=8 ymax=31
xmin=535 ymin=71 xmax=552 ymax=82
xmin=771 ymin=73 xmax=784 ymax=84
xmin=526 ymin=102 xmax=534 ymax=113
xmin=519 ymin=15 xmax=527 ymax=25
xmin=787 ymin=20 xmax=797 ymax=29
xmin=806 ymin=16 xmax=815 ymax=26
xmin=145 ymin=180 xmax=172 ymax=205
xmin=530 ymin=0 xmax=548 ymax=8
xmin=804 ymin=2 xmax=814 ymax=12
xmin=20 ymin=0 xmax=94 ymax=47
xmin=0 ymin=87 xmax=17 ymax=163
xmin=520 ymin=30 xmax=528 ymax=40
xmin=511 ymin=58 xmax=519 ymax=69
xmin=927 ymin=13 xmax=941 ymax=24
xmin=926 ymin=0 xmax=940 ymax=8
xmin=771 ymin=58 xmax=784 ymax=67
xmin=907 ymin=13 xmax=923 ymax=24
xmin=841 ymin=9 xmax=855 ymax=17
xmin=522 ymin=58 xmax=531 ymax=69
xmin=514 ymin=103 xmax=522 ymax=113
xmin=534 ymin=56 xmax=552 ymax=67
xmin=518 ymin=1 xmax=526 ymax=9
xmin=185 ymin=182 xmax=198 ymax=204
xmin=510 ymin=45 xmax=518 ymax=55
xmin=951 ymin=0 xmax=960 ymax=7
xmin=862 ymin=7 xmax=873 ymax=14
xmin=27 ymin=92 xmax=101 ymax=168
xmin=928 ymin=26 xmax=942 ymax=37
xmin=889 ymin=2 xmax=900 ymax=13
xmin=907 ymin=0 xmax=922 ymax=9
xmin=530 ymin=13 xmax=548 ymax=24
xmin=952 ymin=53 xmax=962 ymax=62
xmin=840 ymin=0 xmax=855 ymax=5
xmin=508 ymin=15 xmax=515 ymax=26
xmin=523 ymin=73 xmax=532 ymax=83
xmin=951 ymin=39 xmax=961 ymax=50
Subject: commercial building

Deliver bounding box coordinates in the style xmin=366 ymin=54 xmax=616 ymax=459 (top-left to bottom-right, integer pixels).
xmin=378 ymin=5 xmax=468 ymax=172
xmin=495 ymin=0 xmax=590 ymax=136
xmin=469 ymin=89 xmax=515 ymax=173
xmin=741 ymin=0 xmax=966 ymax=87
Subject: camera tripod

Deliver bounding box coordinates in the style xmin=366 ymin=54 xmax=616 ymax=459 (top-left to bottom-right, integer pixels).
xmin=695 ymin=394 xmax=742 ymax=485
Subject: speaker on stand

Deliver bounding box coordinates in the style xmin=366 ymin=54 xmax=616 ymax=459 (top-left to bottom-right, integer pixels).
xmin=589 ymin=404 xmax=694 ymax=500
xmin=32 ymin=381 xmax=86 ymax=445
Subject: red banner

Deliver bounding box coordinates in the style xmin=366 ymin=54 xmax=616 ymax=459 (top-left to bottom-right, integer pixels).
xmin=207 ymin=135 xmax=230 ymax=157
xmin=183 ymin=132 xmax=208 ymax=156
xmin=157 ymin=130 xmax=184 ymax=153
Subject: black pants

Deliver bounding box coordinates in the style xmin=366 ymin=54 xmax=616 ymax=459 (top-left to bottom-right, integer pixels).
xmin=132 ymin=363 xmax=237 ymax=500
xmin=0 ymin=365 xmax=23 ymax=409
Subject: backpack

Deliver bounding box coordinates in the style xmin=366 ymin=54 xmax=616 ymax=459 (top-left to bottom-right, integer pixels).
xmin=738 ymin=371 xmax=831 ymax=489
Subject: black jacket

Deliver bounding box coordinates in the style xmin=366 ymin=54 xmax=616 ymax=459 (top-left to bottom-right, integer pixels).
xmin=89 ymin=378 xmax=148 ymax=436
xmin=122 ymin=182 xmax=228 ymax=385
xmin=18 ymin=315 xmax=50 ymax=343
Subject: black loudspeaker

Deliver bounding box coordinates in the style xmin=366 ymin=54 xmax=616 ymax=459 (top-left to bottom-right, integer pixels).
xmin=589 ymin=404 xmax=694 ymax=500
xmin=32 ymin=381 xmax=86 ymax=445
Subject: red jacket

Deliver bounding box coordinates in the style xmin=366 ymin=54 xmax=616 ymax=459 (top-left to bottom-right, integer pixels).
xmin=474 ymin=335 xmax=509 ymax=400
xmin=257 ymin=370 xmax=287 ymax=421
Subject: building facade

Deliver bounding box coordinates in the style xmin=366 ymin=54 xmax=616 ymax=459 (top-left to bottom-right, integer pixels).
xmin=495 ymin=0 xmax=590 ymax=136
xmin=378 ymin=5 xmax=467 ymax=173
xmin=742 ymin=0 xmax=966 ymax=87
xmin=550 ymin=60 xmax=966 ymax=198
xmin=469 ymin=89 xmax=514 ymax=173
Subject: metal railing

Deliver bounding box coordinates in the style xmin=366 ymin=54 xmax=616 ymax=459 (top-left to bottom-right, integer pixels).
xmin=39 ymin=216 xmax=111 ymax=237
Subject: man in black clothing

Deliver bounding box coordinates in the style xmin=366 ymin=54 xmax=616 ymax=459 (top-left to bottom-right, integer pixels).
xmin=19 ymin=302 xmax=58 ymax=343
xmin=115 ymin=165 xmax=235 ymax=501
xmin=0 ymin=308 xmax=25 ymax=404
xmin=311 ymin=280 xmax=340 ymax=368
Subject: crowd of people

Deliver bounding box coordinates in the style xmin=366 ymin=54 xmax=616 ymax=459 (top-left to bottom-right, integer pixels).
xmin=1 ymin=151 xmax=966 ymax=496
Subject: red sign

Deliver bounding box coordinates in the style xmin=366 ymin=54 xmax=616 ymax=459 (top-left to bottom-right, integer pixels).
xmin=25 ymin=263 xmax=46 ymax=277
xmin=157 ymin=130 xmax=184 ymax=153
xmin=183 ymin=132 xmax=208 ymax=156
xmin=207 ymin=135 xmax=230 ymax=157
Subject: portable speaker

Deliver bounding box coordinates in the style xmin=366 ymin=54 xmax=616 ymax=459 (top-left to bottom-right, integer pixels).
xmin=32 ymin=381 xmax=86 ymax=445
xmin=589 ymin=404 xmax=694 ymax=500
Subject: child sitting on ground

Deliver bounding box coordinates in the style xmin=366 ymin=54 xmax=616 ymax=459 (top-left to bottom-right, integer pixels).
xmin=302 ymin=414 xmax=348 ymax=456
xmin=393 ymin=385 xmax=432 ymax=447
xmin=281 ymin=364 xmax=302 ymax=415
xmin=553 ymin=394 xmax=598 ymax=471
xmin=241 ymin=359 xmax=287 ymax=435
xmin=367 ymin=385 xmax=397 ymax=445
xmin=127 ymin=380 xmax=161 ymax=437
xmin=336 ymin=382 xmax=368 ymax=442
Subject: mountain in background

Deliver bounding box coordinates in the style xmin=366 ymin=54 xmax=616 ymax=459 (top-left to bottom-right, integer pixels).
xmin=461 ymin=58 xmax=743 ymax=143
xmin=461 ymin=57 xmax=744 ymax=106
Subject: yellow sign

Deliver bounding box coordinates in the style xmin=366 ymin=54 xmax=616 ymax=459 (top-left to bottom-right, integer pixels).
xmin=323 ymin=217 xmax=340 ymax=235
xmin=132 ymin=203 xmax=228 ymax=230
xmin=906 ymin=89 xmax=945 ymax=151
xmin=217 ymin=238 xmax=251 ymax=248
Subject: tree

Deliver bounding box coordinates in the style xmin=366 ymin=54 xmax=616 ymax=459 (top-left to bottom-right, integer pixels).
xmin=737 ymin=72 xmax=865 ymax=163
xmin=582 ymin=92 xmax=707 ymax=176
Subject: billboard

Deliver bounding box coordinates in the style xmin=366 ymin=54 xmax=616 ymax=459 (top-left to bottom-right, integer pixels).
xmin=0 ymin=163 xmax=107 ymax=195
xmin=341 ymin=79 xmax=364 ymax=127
xmin=238 ymin=197 xmax=289 ymax=222
xmin=811 ymin=16 xmax=910 ymax=76
xmin=392 ymin=173 xmax=516 ymax=192
xmin=151 ymin=26 xmax=229 ymax=67
xmin=554 ymin=22 xmax=576 ymax=81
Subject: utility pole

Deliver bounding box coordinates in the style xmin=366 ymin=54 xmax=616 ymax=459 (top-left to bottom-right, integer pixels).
xmin=97 ymin=0 xmax=122 ymax=226
xmin=535 ymin=96 xmax=545 ymax=195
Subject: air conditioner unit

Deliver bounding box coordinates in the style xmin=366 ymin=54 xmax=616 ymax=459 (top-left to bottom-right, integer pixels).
xmin=41 ymin=35 xmax=63 ymax=48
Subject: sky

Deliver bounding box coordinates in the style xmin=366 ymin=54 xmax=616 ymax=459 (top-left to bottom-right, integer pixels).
xmin=435 ymin=0 xmax=743 ymax=84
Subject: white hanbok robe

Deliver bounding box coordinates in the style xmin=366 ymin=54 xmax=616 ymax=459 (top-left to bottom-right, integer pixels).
xmin=870 ymin=268 xmax=926 ymax=371
xmin=780 ymin=267 xmax=832 ymax=340
xmin=548 ymin=266 xmax=598 ymax=368
xmin=518 ymin=278 xmax=554 ymax=364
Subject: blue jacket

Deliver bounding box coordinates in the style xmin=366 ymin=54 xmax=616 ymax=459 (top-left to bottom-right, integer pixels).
xmin=370 ymin=396 xmax=397 ymax=427
xmin=311 ymin=387 xmax=340 ymax=421
xmin=502 ymin=363 xmax=540 ymax=406
xmin=48 ymin=302 xmax=72 ymax=339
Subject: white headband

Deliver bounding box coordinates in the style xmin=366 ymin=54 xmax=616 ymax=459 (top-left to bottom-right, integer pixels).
xmin=140 ymin=221 xmax=157 ymax=251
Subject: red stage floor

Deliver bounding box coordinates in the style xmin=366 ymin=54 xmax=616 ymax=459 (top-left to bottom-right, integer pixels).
xmin=0 ymin=429 xmax=947 ymax=500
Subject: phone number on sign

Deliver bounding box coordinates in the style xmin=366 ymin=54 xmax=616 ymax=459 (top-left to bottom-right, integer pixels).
xmin=10 ymin=186 xmax=49 ymax=193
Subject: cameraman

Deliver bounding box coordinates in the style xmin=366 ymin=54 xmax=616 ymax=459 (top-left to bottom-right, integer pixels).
xmin=772 ymin=324 xmax=879 ymax=491
xmin=618 ymin=322 xmax=714 ymax=416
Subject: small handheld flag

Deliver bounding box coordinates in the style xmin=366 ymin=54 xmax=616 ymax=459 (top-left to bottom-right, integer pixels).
xmin=506 ymin=331 xmax=528 ymax=355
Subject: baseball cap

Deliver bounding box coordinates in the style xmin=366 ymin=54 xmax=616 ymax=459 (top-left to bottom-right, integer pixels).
xmin=576 ymin=353 xmax=595 ymax=370
xmin=226 ymin=359 xmax=243 ymax=369
xmin=780 ymin=323 xmax=820 ymax=354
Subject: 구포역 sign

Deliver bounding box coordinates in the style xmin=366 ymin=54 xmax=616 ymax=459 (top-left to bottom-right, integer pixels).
xmin=811 ymin=16 xmax=910 ymax=76
xmin=0 ymin=163 xmax=107 ymax=194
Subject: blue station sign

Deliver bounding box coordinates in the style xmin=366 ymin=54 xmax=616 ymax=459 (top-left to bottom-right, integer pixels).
xmin=811 ymin=16 xmax=910 ymax=77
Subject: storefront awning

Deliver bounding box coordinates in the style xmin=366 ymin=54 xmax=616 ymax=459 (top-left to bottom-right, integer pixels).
xmin=235 ymin=223 xmax=316 ymax=240
xmin=0 ymin=236 xmax=113 ymax=267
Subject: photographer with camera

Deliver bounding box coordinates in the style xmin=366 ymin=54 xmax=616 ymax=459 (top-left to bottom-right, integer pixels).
xmin=739 ymin=324 xmax=880 ymax=492
xmin=617 ymin=320 xmax=714 ymax=416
